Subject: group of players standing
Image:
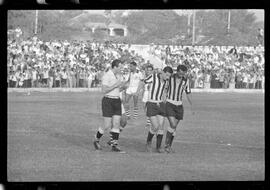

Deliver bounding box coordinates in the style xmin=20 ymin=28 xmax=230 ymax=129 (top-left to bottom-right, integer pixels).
xmin=93 ymin=59 xmax=194 ymax=154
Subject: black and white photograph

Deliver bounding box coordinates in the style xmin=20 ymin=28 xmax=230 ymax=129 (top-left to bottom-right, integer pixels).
xmin=7 ymin=9 xmax=264 ymax=182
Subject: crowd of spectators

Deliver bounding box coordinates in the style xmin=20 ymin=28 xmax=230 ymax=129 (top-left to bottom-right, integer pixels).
xmin=7 ymin=31 xmax=264 ymax=90
xmin=7 ymin=35 xmax=146 ymax=89
xmin=149 ymin=43 xmax=264 ymax=89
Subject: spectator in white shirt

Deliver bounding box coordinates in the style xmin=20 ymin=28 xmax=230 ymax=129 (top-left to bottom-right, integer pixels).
xmin=242 ymin=72 xmax=249 ymax=89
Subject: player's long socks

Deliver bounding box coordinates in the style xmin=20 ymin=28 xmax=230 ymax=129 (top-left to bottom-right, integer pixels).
xmin=146 ymin=117 xmax=151 ymax=126
xmin=110 ymin=128 xmax=120 ymax=147
xmin=165 ymin=126 xmax=175 ymax=147
xmin=170 ymin=131 xmax=176 ymax=147
xmin=165 ymin=131 xmax=172 ymax=147
xmin=94 ymin=128 xmax=104 ymax=147
xmin=146 ymin=128 xmax=155 ymax=143
xmin=156 ymin=130 xmax=164 ymax=149
xmin=126 ymin=108 xmax=131 ymax=118
xmin=133 ymin=107 xmax=138 ymax=119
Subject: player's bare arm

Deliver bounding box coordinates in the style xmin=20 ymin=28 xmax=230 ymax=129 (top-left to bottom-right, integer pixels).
xmin=186 ymin=93 xmax=195 ymax=115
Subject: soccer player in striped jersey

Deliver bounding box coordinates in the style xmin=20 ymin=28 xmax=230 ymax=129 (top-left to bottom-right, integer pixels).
xmin=164 ymin=64 xmax=194 ymax=153
xmin=143 ymin=66 xmax=173 ymax=153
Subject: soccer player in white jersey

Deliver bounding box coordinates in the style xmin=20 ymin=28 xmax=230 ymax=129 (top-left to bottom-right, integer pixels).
xmin=140 ymin=66 xmax=173 ymax=153
xmin=164 ymin=64 xmax=194 ymax=153
xmin=107 ymin=71 xmax=129 ymax=146
xmin=125 ymin=61 xmax=144 ymax=119
xmin=93 ymin=59 xmax=129 ymax=153
xmin=142 ymin=64 xmax=154 ymax=127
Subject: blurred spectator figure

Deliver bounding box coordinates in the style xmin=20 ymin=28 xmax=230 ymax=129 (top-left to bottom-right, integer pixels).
xmin=210 ymin=69 xmax=219 ymax=88
xmin=48 ymin=66 xmax=54 ymax=88
xmin=18 ymin=72 xmax=24 ymax=88
xmin=256 ymin=71 xmax=262 ymax=89
xmin=24 ymin=69 xmax=30 ymax=88
xmin=61 ymin=68 xmax=68 ymax=88
xmin=43 ymin=67 xmax=49 ymax=87
xmin=189 ymin=70 xmax=196 ymax=88
xmin=71 ymin=68 xmax=76 ymax=88
xmin=87 ymin=69 xmax=94 ymax=89
xmin=249 ymin=72 xmax=256 ymax=89
xmin=75 ymin=66 xmax=80 ymax=87
xmin=235 ymin=71 xmax=242 ymax=89
xmin=204 ymin=70 xmax=211 ymax=89
xmin=9 ymin=71 xmax=16 ymax=88
xmin=31 ymin=68 xmax=37 ymax=88
xmin=219 ymin=70 xmax=226 ymax=89
xmin=242 ymin=72 xmax=248 ymax=89
xmin=55 ymin=69 xmax=61 ymax=88
xmin=67 ymin=67 xmax=73 ymax=88
xmin=79 ymin=68 xmax=85 ymax=87
xmin=228 ymin=70 xmax=235 ymax=89
xmin=196 ymin=70 xmax=204 ymax=88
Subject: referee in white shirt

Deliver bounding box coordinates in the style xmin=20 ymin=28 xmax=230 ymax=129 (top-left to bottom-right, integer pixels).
xmin=93 ymin=59 xmax=128 ymax=153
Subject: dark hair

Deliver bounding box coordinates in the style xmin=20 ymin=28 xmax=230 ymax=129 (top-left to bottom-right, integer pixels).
xmin=111 ymin=59 xmax=122 ymax=69
xmin=177 ymin=65 xmax=188 ymax=72
xmin=163 ymin=66 xmax=173 ymax=74
xmin=146 ymin=65 xmax=154 ymax=70
xmin=130 ymin=61 xmax=137 ymax=66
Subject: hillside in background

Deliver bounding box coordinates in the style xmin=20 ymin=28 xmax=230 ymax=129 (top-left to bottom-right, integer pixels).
xmin=8 ymin=10 xmax=264 ymax=45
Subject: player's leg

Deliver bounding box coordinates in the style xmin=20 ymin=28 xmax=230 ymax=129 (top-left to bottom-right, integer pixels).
xmin=165 ymin=104 xmax=183 ymax=153
xmin=94 ymin=97 xmax=112 ymax=150
xmin=94 ymin=117 xmax=112 ymax=150
xmin=124 ymin=93 xmax=132 ymax=119
xmin=110 ymin=98 xmax=125 ymax=152
xmin=165 ymin=116 xmax=179 ymax=153
xmin=133 ymin=94 xmax=139 ymax=119
xmin=146 ymin=102 xmax=163 ymax=152
xmin=146 ymin=115 xmax=159 ymax=152
xmin=111 ymin=115 xmax=125 ymax=152
xmin=156 ymin=114 xmax=165 ymax=153
xmin=108 ymin=103 xmax=127 ymax=146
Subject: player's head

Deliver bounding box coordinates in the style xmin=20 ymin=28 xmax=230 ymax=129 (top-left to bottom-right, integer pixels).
xmin=162 ymin=66 xmax=173 ymax=80
xmin=111 ymin=59 xmax=122 ymax=74
xmin=177 ymin=65 xmax=188 ymax=78
xmin=145 ymin=64 xmax=154 ymax=76
xmin=129 ymin=61 xmax=137 ymax=72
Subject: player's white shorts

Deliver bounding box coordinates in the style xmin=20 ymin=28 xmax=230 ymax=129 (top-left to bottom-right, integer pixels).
xmin=142 ymin=90 xmax=149 ymax=103
xmin=126 ymin=87 xmax=138 ymax=95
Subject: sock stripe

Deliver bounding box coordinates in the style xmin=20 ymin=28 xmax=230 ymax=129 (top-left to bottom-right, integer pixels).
xmin=157 ymin=130 xmax=164 ymax=135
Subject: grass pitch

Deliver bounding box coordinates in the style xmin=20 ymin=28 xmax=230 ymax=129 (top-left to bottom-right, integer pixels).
xmin=7 ymin=91 xmax=264 ymax=181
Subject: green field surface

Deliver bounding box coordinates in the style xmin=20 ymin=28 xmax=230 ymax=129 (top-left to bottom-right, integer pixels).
xmin=7 ymin=91 xmax=265 ymax=181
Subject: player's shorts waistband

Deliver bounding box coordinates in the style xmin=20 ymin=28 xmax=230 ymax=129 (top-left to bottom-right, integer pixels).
xmin=104 ymin=95 xmax=120 ymax=99
xmin=147 ymin=100 xmax=163 ymax=104
xmin=166 ymin=99 xmax=183 ymax=106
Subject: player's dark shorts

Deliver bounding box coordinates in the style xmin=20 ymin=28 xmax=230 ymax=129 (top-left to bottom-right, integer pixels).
xmin=146 ymin=102 xmax=166 ymax=117
xmin=102 ymin=96 xmax=122 ymax=117
xmin=165 ymin=101 xmax=184 ymax=120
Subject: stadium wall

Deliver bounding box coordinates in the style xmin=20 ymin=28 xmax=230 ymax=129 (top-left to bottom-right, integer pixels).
xmin=7 ymin=88 xmax=264 ymax=93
